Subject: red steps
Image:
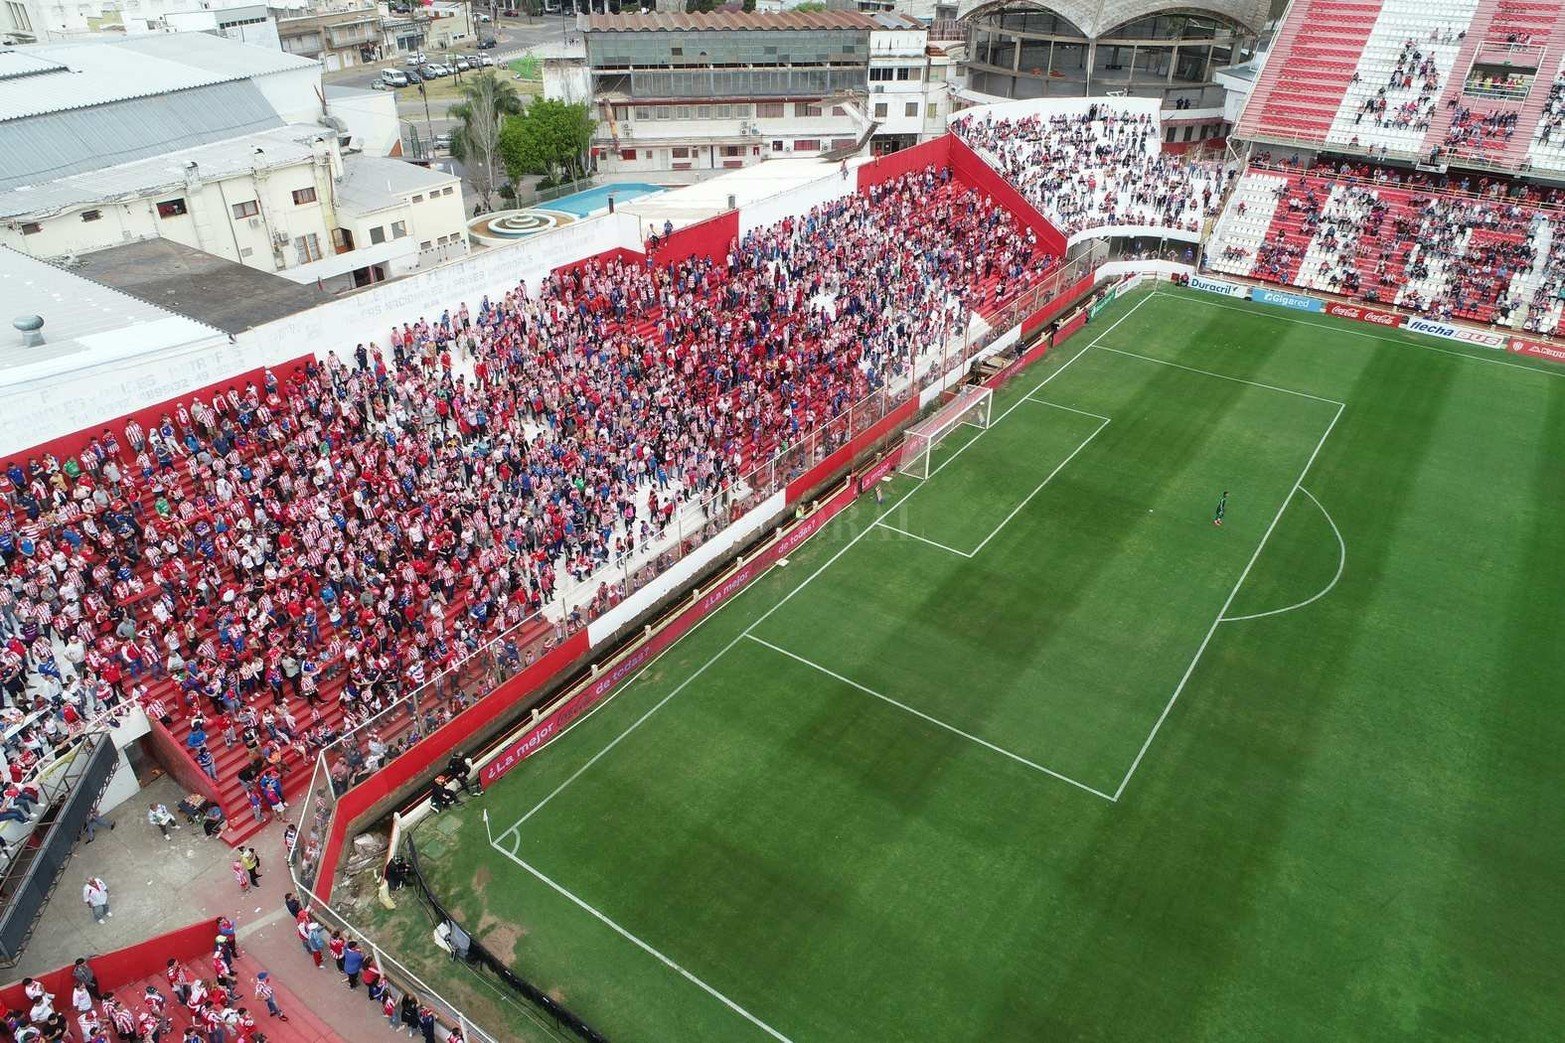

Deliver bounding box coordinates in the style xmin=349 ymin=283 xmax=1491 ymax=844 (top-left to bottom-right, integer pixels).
xmin=1239 ymin=0 xmax=1380 ymax=143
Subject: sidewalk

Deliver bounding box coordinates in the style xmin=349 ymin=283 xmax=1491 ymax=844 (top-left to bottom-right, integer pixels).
xmin=11 ymin=776 xmax=393 ymax=1041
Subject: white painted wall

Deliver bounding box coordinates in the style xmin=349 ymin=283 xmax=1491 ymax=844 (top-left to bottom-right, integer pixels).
xmin=1 ymin=161 xmax=337 ymax=271
xmin=327 ymin=89 xmax=402 ymax=155
xmin=738 ymin=167 xmax=855 ymax=235
xmin=234 ymin=209 xmax=645 ymax=365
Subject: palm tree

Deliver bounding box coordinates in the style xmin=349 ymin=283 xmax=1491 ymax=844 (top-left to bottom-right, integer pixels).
xmin=449 ymin=72 xmax=525 ymax=213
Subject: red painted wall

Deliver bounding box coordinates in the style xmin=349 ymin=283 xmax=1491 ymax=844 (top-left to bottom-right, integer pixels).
xmin=145 ymin=715 xmax=222 ymax=809
xmin=948 ymin=133 xmax=1068 ymax=261
xmin=855 ymin=137 xmax=953 ymax=192
xmin=4 ymin=357 xmax=313 ymax=470
xmin=1 ymin=920 xmax=213 ymax=1011
xmin=648 ymin=210 xmax=740 ymax=269
xmin=1020 ymin=274 xmax=1095 ymax=339
xmin=313 ymin=629 xmax=590 ymax=902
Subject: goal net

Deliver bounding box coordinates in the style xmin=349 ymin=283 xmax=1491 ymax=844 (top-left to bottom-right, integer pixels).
xmin=898 ymin=385 xmax=993 ymax=480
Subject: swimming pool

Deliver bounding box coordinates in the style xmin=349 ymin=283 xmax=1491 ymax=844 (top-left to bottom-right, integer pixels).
xmin=546 ymin=182 xmax=664 ymax=217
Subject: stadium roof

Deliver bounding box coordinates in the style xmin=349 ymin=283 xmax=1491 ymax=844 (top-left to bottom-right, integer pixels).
xmin=587 ymin=11 xmax=882 ymax=32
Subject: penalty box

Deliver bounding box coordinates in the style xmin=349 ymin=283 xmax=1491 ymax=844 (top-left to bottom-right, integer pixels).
xmin=746 ymin=344 xmax=1344 ymax=800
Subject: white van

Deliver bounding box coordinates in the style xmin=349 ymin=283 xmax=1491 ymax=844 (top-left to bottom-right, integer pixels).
xmin=381 ymin=69 xmax=410 ymax=88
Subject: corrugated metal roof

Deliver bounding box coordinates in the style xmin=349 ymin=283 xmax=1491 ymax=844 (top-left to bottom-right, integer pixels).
xmin=111 ymin=33 xmax=320 ymax=79
xmin=587 ymin=11 xmax=881 ymax=32
xmin=0 ymin=36 xmax=315 ymax=122
xmin=0 ymin=52 xmax=66 ymax=82
xmin=0 ymin=81 xmax=284 ymax=192
xmin=0 ymin=124 xmax=326 ymax=219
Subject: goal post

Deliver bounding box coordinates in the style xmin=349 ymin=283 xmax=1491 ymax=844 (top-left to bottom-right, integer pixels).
xmin=898 ymin=385 xmax=993 ymax=480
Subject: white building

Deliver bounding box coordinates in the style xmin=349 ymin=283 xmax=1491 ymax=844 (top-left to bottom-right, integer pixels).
xmin=0 ymin=33 xmax=468 ymax=290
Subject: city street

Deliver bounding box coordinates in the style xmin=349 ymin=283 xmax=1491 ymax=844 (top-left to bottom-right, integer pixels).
xmin=321 ymin=11 xmax=571 ymax=90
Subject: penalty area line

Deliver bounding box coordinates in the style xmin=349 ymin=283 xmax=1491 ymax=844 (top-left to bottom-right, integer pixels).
xmin=489 ymin=840 xmax=796 ymax=1043
xmin=743 ymin=634 xmax=1117 ymax=802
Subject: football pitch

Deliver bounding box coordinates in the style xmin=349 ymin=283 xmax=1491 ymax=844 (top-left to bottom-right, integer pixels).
xmin=410 ymin=287 xmax=1565 ymax=1041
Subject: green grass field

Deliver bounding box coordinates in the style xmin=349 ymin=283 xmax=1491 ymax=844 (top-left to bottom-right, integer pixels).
xmin=409 ymin=287 xmax=1565 ymax=1041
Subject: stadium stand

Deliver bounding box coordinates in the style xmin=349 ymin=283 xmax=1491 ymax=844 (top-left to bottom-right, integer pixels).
xmin=1206 ymin=164 xmax=1565 ymax=332
xmin=0 ymin=163 xmax=1054 ymax=849
xmin=1239 ymin=0 xmax=1565 ymax=169
xmin=951 ymin=101 xmax=1230 ymax=239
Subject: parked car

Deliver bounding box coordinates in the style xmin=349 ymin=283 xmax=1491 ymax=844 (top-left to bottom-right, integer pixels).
xmin=419 ymin=64 xmax=443 ymax=79
xmin=477 ymin=37 xmax=497 ymax=49
xmin=453 ymin=57 xmax=472 ymax=72
xmin=404 ymin=68 xmax=423 ymax=84
xmin=404 ymin=51 xmax=426 ymax=66
xmin=474 ymin=53 xmax=494 ymax=66
xmin=380 ymin=69 xmax=410 ymax=88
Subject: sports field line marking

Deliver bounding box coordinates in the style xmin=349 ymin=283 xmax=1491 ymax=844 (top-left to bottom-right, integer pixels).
xmin=1220 ymin=488 xmax=1345 ymax=623
xmin=743 ymin=634 xmax=1118 ymax=802
xmin=1095 ymin=345 xmax=1347 ymax=407
xmin=1153 ymin=288 xmax=1565 ymax=380
xmin=505 ymin=627 xmax=760 ymax=833
xmin=967 ymin=415 xmax=1111 ymax=558
xmin=498 ymin=292 xmax=1158 ymax=835
xmin=1112 ymin=400 xmax=1346 ymax=802
xmin=1022 ymin=396 xmax=1113 ymax=422
xmin=489 ymin=842 xmax=796 ymax=1043
xmin=872 ymin=520 xmax=973 ymax=557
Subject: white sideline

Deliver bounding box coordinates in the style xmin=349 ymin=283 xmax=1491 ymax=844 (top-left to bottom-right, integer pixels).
xmin=743 ymin=634 xmax=1118 ymax=802
xmin=1155 ymin=288 xmax=1565 ymax=381
xmin=1095 ymin=345 xmax=1347 ymax=406
xmin=967 ymin=415 xmax=1111 ymax=558
xmin=1112 ymin=399 xmax=1346 ymax=801
xmin=1022 ymin=397 xmax=1113 ymax=422
xmin=872 ymin=521 xmax=974 ymax=557
xmin=489 ymin=839 xmax=797 ymax=1043
xmin=1220 ymin=488 xmax=1346 ymax=623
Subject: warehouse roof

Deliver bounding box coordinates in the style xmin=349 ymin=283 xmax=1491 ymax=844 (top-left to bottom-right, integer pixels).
xmin=587 ymin=10 xmax=881 ymax=32
xmin=0 ymin=35 xmax=316 ymax=122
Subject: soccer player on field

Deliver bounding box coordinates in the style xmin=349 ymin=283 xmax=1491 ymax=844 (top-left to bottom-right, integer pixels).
xmin=1213 ymin=491 xmax=1228 ymax=527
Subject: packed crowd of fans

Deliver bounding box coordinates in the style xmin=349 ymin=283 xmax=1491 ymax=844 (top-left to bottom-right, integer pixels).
xmin=0 ymin=164 xmax=1044 ymax=829
xmin=952 ymin=107 xmax=1230 ymax=236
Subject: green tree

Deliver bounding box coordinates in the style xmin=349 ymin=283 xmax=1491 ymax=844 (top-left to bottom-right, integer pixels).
xmin=499 ymin=98 xmax=597 ymax=187
xmin=793 ymin=1 xmax=828 ymax=10
xmin=741 ymin=0 xmax=756 ymax=10
xmin=449 ymin=71 xmax=526 ymax=212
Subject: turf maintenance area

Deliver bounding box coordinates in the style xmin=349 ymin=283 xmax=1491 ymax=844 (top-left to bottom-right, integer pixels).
xmin=412 ymin=287 xmax=1564 ymax=1042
